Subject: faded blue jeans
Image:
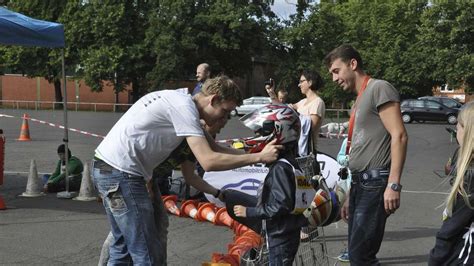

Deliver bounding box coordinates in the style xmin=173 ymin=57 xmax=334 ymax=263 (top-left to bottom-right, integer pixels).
xmin=92 ymin=159 xmax=166 ymax=265
xmin=348 ymin=177 xmax=388 ymax=266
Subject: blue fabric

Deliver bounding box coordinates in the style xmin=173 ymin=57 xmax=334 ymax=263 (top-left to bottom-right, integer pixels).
xmin=348 ymin=177 xmax=388 ymax=265
xmin=0 ymin=7 xmax=65 ymax=48
xmin=92 ymin=159 xmax=165 ymax=265
xmin=192 ymin=82 xmax=203 ymax=96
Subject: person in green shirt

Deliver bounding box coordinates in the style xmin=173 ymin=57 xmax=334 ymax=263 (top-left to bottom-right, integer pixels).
xmin=42 ymin=144 xmax=83 ymax=193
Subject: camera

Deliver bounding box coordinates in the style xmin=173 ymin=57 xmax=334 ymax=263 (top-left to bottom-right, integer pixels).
xmin=338 ymin=167 xmax=349 ymax=180
xmin=264 ymin=78 xmax=274 ymax=87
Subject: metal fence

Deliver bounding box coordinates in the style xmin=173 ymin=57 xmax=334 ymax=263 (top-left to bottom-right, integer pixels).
xmin=0 ymin=100 xmax=132 ymax=112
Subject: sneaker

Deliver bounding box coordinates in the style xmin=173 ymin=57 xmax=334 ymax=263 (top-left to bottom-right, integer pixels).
xmin=337 ymin=251 xmax=350 ymax=262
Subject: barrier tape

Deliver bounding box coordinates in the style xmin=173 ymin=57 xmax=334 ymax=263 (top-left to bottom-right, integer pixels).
xmin=0 ymin=113 xmax=105 ymax=138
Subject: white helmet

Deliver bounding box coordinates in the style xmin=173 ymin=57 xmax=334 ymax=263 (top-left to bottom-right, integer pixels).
xmin=241 ymin=104 xmax=300 ymax=147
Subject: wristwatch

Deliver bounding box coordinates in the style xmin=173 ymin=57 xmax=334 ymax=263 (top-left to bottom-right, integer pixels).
xmin=388 ymin=182 xmax=402 ymax=192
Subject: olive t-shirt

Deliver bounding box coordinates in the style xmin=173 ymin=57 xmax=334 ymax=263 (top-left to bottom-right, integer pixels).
xmin=349 ymin=79 xmax=400 ymax=173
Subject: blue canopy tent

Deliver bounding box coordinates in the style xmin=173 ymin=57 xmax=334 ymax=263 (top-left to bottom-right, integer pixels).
xmin=0 ymin=7 xmax=75 ymax=197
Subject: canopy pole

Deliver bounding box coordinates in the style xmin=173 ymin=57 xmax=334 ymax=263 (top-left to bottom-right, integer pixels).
xmin=62 ymin=48 xmax=70 ymax=193
xmin=57 ymin=48 xmax=77 ymax=199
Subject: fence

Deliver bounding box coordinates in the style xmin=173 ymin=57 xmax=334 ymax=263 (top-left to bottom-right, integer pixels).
xmin=0 ymin=100 xmax=132 ymax=112
xmin=325 ymin=109 xmax=351 ymax=123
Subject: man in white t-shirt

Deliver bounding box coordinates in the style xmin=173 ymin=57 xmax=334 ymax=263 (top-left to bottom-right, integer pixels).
xmin=92 ymin=75 xmax=282 ymax=265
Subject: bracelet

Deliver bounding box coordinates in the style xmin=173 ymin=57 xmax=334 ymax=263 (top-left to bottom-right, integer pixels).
xmin=213 ymin=189 xmax=221 ymax=198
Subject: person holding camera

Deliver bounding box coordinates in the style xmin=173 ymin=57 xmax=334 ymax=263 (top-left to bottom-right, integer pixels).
xmin=264 ymin=78 xmax=288 ymax=104
xmin=264 ymin=71 xmax=326 ymax=156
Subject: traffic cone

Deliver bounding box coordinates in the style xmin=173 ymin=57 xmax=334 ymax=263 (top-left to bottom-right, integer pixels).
xmin=197 ymin=202 xmax=217 ymax=223
xmin=73 ymin=163 xmax=97 ymax=201
xmin=210 ymin=253 xmax=239 ymax=266
xmin=0 ymin=195 xmax=6 ymax=210
xmin=233 ymin=223 xmax=250 ymax=236
xmin=17 ymin=114 xmax=31 ymax=141
xmin=162 ymin=195 xmax=180 ymax=216
xmin=180 ymin=199 xmax=199 ymax=219
xmin=228 ymin=243 xmax=254 ymax=259
xmin=214 ymin=208 xmax=234 ymax=227
xmin=20 ymin=159 xmax=44 ymax=197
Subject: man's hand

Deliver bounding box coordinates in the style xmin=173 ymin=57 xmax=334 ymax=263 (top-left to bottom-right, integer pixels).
xmin=340 ymin=196 xmax=350 ymax=223
xmin=259 ymin=139 xmax=283 ymax=164
xmin=384 ymin=188 xmax=400 ymax=215
xmin=234 ymin=205 xmax=247 ymax=217
xmin=265 ymin=85 xmax=276 ymax=99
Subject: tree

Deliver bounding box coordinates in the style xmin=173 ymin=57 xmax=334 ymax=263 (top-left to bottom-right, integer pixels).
xmin=62 ymin=0 xmax=155 ymax=103
xmin=145 ymin=0 xmax=277 ymax=90
xmin=0 ymin=1 xmax=68 ymax=106
xmin=416 ymin=2 xmax=474 ymax=94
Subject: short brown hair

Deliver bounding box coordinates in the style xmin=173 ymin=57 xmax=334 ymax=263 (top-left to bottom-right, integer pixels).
xmin=324 ymin=44 xmax=364 ymax=70
xmin=201 ymin=76 xmax=243 ymax=105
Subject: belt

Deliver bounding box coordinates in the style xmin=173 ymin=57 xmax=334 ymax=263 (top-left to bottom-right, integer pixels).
xmin=352 ymin=168 xmax=390 ymax=183
xmin=93 ymin=156 xmax=116 ymax=173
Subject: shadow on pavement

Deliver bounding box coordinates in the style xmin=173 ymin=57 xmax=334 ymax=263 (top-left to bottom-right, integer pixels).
xmin=379 ymin=254 xmax=429 ymax=265
xmin=0 ymin=174 xmax=104 ymax=215
xmin=384 ymin=227 xmax=439 ymax=241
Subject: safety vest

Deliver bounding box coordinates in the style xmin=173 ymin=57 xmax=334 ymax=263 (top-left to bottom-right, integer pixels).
xmin=278 ymin=159 xmax=317 ymax=214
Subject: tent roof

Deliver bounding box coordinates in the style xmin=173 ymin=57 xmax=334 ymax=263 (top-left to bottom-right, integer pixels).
xmin=0 ymin=7 xmax=65 ymax=48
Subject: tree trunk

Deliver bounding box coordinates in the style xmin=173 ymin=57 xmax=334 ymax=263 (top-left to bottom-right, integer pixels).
xmin=54 ymin=79 xmax=63 ymax=110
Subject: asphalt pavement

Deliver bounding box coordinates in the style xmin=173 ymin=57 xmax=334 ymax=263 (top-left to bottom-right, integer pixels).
xmin=0 ymin=108 xmax=458 ymax=265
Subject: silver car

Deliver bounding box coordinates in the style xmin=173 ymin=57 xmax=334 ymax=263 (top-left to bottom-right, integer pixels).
xmin=231 ymin=96 xmax=272 ymax=116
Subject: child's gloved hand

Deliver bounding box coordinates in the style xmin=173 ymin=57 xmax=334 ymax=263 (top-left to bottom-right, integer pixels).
xmin=233 ymin=205 xmax=247 ymax=217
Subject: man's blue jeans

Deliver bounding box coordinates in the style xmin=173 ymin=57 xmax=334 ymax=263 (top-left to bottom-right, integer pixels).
xmin=348 ymin=177 xmax=388 ymax=266
xmin=92 ymin=159 xmax=166 ymax=265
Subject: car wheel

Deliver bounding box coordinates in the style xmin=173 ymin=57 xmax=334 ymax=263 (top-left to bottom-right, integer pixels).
xmin=402 ymin=113 xmax=412 ymax=123
xmin=447 ymin=114 xmax=457 ymax=125
xmin=230 ymin=109 xmax=238 ymax=117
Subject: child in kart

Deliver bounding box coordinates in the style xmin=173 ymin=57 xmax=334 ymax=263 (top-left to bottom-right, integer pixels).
xmin=231 ymin=105 xmax=310 ymax=265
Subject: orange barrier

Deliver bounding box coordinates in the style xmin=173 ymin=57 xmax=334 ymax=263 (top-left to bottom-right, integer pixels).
xmin=17 ymin=113 xmax=31 ymax=141
xmin=210 ymin=253 xmax=239 ymax=266
xmin=0 ymin=129 xmax=4 ymax=186
xmin=0 ymin=130 xmax=5 ymax=209
xmin=233 ymin=223 xmax=250 ymax=236
xmin=162 ymin=195 xmax=180 ymax=216
xmin=0 ymin=195 xmax=6 ymax=210
xmin=180 ymin=199 xmax=199 ymax=219
xmin=197 ymin=203 xmax=217 ymax=223
xmin=214 ymin=208 xmax=234 ymax=227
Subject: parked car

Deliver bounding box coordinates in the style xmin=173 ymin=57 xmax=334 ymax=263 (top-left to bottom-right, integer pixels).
xmin=401 ymin=99 xmax=459 ymax=124
xmin=231 ymin=96 xmax=272 ymax=116
xmin=418 ymin=96 xmax=463 ymax=109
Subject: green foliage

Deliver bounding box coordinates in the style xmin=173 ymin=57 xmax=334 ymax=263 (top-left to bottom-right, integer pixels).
xmin=1 ymin=0 xmax=472 ymax=103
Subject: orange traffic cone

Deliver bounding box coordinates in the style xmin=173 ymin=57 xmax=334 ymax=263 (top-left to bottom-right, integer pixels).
xmin=197 ymin=203 xmax=217 ymax=223
xmin=180 ymin=199 xmax=199 ymax=219
xmin=162 ymin=195 xmax=180 ymax=216
xmin=210 ymin=253 xmax=239 ymax=266
xmin=17 ymin=114 xmax=31 ymax=141
xmin=214 ymin=208 xmax=234 ymax=227
xmin=233 ymin=223 xmax=250 ymax=236
xmin=0 ymin=195 xmax=6 ymax=210
xmin=228 ymin=243 xmax=254 ymax=259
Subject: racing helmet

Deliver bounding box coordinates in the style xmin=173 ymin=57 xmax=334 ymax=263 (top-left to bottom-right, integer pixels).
xmin=240 ymin=104 xmax=300 ymax=150
xmin=303 ymin=188 xmax=333 ymax=227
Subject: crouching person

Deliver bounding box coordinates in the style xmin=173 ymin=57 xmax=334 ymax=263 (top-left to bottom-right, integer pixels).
xmin=42 ymin=144 xmax=83 ymax=193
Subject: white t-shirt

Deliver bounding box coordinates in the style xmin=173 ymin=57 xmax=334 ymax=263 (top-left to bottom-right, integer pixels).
xmin=96 ymin=89 xmax=204 ymax=180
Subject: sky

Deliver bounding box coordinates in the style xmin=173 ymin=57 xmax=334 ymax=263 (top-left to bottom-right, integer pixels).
xmin=271 ymin=0 xmax=298 ymax=20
